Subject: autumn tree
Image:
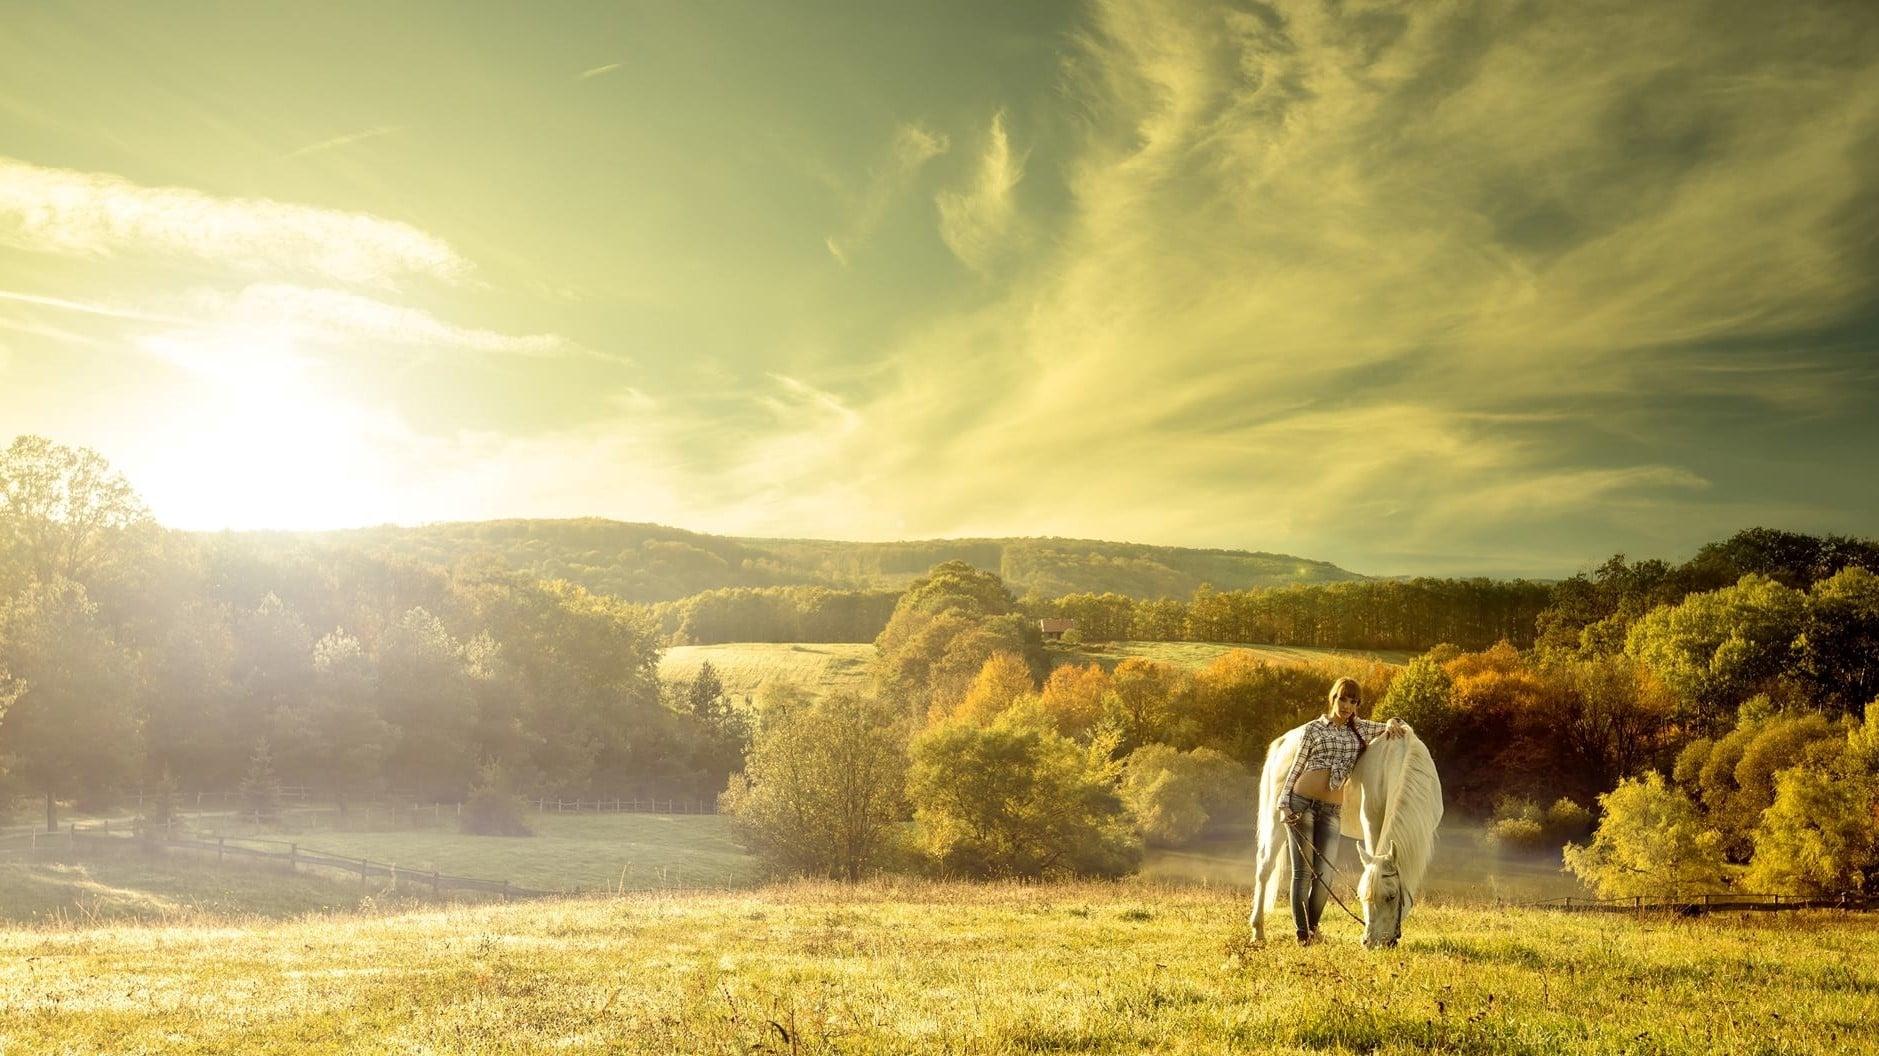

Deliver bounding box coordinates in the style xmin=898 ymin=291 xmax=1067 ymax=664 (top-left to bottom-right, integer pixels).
xmin=947 ymin=651 xmax=1037 ymax=726
xmin=0 ymin=434 xmax=154 ymax=591
xmin=1036 ymin=662 xmax=1113 ymax=739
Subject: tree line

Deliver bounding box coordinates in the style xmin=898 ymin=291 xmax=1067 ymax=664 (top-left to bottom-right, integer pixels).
xmin=0 ymin=436 xmax=744 ymax=832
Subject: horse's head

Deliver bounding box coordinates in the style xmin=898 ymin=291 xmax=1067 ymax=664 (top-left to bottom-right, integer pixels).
xmin=1356 ymin=846 xmax=1409 ymax=949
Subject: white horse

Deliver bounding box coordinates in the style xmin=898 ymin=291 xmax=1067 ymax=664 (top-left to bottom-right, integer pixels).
xmin=1248 ymin=726 xmax=1443 ymax=948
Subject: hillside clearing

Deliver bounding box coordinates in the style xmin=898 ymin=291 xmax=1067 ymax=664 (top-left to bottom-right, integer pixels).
xmin=658 ymin=643 xmax=876 ymax=701
xmin=1051 ymin=640 xmax=1415 ymax=670
xmin=3 ymin=881 xmax=1872 ymax=1054
xmin=657 ymin=640 xmax=1412 ymax=704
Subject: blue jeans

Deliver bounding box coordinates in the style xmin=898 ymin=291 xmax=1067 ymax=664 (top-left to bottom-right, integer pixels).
xmin=1284 ymin=791 xmax=1341 ymax=938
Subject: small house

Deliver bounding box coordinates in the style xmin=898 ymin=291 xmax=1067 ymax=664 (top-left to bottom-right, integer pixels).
xmin=1039 ymin=618 xmax=1076 ymax=640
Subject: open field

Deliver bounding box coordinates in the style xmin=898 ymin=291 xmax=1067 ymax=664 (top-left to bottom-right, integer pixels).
xmin=1053 ymin=640 xmax=1416 ymax=671
xmin=4 ymin=880 xmax=1875 ymax=1054
xmin=657 ymin=640 xmax=1413 ymax=706
xmin=0 ymin=854 xmax=447 ymax=925
xmin=658 ymin=642 xmax=876 ymax=701
xmin=220 ymin=811 xmax=761 ymax=894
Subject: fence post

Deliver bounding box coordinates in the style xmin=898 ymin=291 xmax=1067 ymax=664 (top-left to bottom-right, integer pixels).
xmin=432 ymin=869 xmax=440 ymax=896
xmin=218 ymin=836 xmax=226 ymax=863
xmin=289 ymin=844 xmax=298 ymax=872
xmin=361 ymin=858 xmax=369 ymax=883
xmin=501 ymin=879 xmax=510 ymax=902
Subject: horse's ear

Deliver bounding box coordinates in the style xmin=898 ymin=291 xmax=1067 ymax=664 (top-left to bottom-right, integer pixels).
xmin=1356 ymin=845 xmax=1374 ymax=867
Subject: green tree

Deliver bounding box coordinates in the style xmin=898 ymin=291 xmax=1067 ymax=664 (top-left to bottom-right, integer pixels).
xmin=1564 ymin=773 xmax=1731 ymax=898
xmin=1792 ymin=567 xmax=1879 ymax=716
xmin=907 ymin=712 xmax=1140 ymax=879
xmin=1744 ymin=765 xmax=1876 ymax=895
xmin=719 ymin=693 xmax=907 ymax=881
xmin=1376 ymin=653 xmax=1455 ymax=738
xmin=276 ymin=629 xmax=391 ymax=811
xmin=1624 ymin=574 xmax=1807 ymax=730
xmin=238 ymin=740 xmax=283 ymax=824
xmin=377 ymin=606 xmax=477 ymax=799
xmin=0 ymin=578 xmax=138 ymax=830
xmin=686 ymin=660 xmax=727 ymax=720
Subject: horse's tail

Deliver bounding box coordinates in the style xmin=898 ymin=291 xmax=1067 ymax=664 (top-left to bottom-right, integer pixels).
xmin=1254 ymin=728 xmax=1303 ymax=913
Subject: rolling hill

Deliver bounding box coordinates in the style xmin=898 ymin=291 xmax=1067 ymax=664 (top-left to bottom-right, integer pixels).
xmin=246 ymin=519 xmax=1364 ymax=603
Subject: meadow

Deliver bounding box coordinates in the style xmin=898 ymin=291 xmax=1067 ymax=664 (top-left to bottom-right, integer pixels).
xmin=658 ymin=642 xmax=877 ymax=701
xmin=657 ymin=640 xmax=1412 ymax=706
xmin=3 ymin=879 xmax=1874 ymax=1054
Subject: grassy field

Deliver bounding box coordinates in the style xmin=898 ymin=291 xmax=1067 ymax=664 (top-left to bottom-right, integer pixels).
xmin=1053 ymin=640 xmax=1416 ymax=671
xmin=3 ymin=879 xmax=1873 ymax=1054
xmin=0 ymin=852 xmax=448 ymax=925
xmin=657 ymin=640 xmax=1412 ymax=706
xmin=658 ymin=642 xmax=876 ymax=701
xmin=240 ymin=811 xmax=762 ymax=894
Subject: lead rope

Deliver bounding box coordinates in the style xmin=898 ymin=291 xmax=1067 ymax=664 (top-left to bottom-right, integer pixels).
xmin=1282 ymin=810 xmax=1366 ymax=927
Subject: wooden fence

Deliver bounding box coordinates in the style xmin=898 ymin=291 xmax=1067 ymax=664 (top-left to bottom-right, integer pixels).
xmin=1520 ymin=892 xmax=1875 ymax=915
xmin=125 ymin=790 xmax=715 ymax=818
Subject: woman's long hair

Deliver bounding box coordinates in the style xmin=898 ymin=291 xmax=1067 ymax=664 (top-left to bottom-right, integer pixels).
xmin=1326 ymin=676 xmax=1366 ymax=754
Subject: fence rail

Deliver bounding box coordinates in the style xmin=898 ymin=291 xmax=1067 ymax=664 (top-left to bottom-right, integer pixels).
xmin=122 ymin=790 xmax=716 ymax=817
xmin=1520 ymin=892 xmax=1876 ymax=914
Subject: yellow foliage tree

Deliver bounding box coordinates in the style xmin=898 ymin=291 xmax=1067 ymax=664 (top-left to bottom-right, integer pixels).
xmin=945 ymin=651 xmax=1038 ymax=727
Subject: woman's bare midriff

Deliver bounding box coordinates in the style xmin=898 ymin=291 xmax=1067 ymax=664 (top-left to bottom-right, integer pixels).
xmin=1292 ymin=768 xmax=1343 ymax=804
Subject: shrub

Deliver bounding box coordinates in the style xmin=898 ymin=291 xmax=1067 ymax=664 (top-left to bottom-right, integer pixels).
xmin=1120 ymin=745 xmax=1254 ymax=847
xmin=461 ymin=762 xmax=534 ymax=837
xmin=908 ymin=713 xmax=1139 ymax=878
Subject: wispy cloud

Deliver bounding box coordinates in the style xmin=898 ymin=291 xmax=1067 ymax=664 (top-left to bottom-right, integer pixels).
xmin=796 ymin=0 xmax=1879 ymax=573
xmin=0 ymin=156 xmax=470 ymax=285
xmin=578 ymin=62 xmax=623 ymax=80
xmin=198 ymin=284 xmax=582 ymax=358
xmin=937 ymin=111 xmax=1025 ymax=273
xmin=825 ymin=123 xmax=950 ymax=265
xmin=285 ymin=125 xmax=405 ymax=159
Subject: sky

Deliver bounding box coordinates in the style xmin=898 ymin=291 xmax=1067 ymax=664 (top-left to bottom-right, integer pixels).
xmin=2 ymin=0 xmax=1876 ymax=578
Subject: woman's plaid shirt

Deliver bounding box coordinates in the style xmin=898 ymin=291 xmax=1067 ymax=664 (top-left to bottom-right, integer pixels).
xmin=1283 ymin=715 xmax=1391 ymax=799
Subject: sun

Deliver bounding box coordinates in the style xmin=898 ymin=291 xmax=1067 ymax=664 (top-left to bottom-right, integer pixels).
xmin=132 ymin=325 xmax=396 ymax=531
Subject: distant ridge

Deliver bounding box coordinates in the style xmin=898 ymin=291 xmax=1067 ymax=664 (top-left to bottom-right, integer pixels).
xmin=243 ymin=518 xmax=1365 ymax=604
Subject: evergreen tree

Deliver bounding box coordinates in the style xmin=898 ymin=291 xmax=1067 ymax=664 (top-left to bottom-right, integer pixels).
xmin=239 ymin=740 xmax=283 ymax=824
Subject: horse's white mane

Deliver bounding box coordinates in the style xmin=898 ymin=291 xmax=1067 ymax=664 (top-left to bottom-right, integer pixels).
xmin=1351 ymin=733 xmax=1443 ymax=895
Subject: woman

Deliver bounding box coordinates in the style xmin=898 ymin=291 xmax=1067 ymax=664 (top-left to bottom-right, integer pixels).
xmin=1279 ymin=676 xmax=1407 ymax=945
